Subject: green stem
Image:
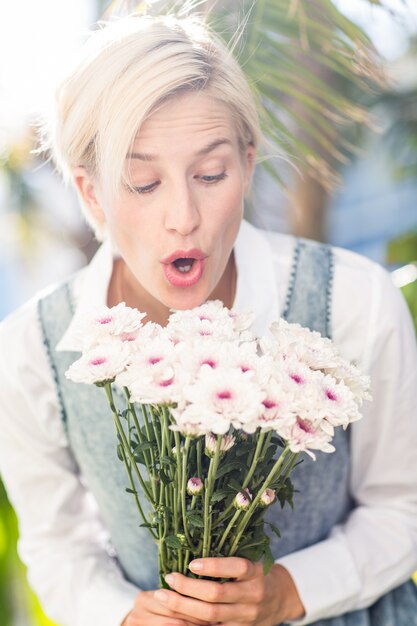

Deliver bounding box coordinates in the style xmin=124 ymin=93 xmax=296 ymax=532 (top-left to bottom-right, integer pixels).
xmin=183 ymin=549 xmax=191 ymax=575
xmin=105 ymin=384 xmax=154 ymax=504
xmin=242 ymin=430 xmax=266 ymax=489
xmin=118 ymin=435 xmax=157 ymax=540
xmin=227 ymin=446 xmax=292 ymax=556
xmin=216 ymin=509 xmax=242 ymax=554
xmin=202 ymin=436 xmax=222 ymax=558
xmin=196 ymin=437 xmax=203 ymax=479
xmin=139 ymin=402 xmax=159 ymax=502
xmin=282 ymin=452 xmax=300 ymax=480
xmin=181 ymin=437 xmax=193 ymax=548
xmin=149 ymin=405 xmax=162 ymax=458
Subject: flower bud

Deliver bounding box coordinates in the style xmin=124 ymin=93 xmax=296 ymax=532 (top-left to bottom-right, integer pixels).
xmin=260 ymin=488 xmax=276 ymax=508
xmin=234 ymin=488 xmax=252 ymax=511
xmin=187 ymin=477 xmax=204 ymax=496
xmin=176 ymin=533 xmax=186 ymax=546
xmin=205 ymin=432 xmax=236 ymax=458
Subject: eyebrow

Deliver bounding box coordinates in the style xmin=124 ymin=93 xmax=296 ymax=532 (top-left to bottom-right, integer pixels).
xmin=126 ymin=138 xmax=233 ymax=161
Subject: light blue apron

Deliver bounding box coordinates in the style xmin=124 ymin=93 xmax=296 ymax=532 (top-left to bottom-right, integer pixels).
xmin=38 ymin=237 xmax=417 ymax=625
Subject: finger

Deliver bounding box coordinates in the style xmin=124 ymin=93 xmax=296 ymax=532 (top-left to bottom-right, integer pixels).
xmin=138 ymin=591 xmax=209 ymax=625
xmin=165 ymin=572 xmax=262 ymax=605
xmin=188 ymin=557 xmax=261 ymax=581
xmin=153 ymin=589 xmax=255 ymax=624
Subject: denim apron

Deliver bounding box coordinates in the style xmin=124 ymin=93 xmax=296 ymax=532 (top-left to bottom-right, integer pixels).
xmin=38 ymin=237 xmax=417 ymax=625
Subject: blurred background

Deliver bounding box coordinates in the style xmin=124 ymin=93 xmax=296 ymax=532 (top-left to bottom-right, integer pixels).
xmin=0 ymin=0 xmax=416 ymax=624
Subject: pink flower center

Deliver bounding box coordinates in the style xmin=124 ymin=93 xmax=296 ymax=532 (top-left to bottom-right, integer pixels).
xmin=149 ymin=357 xmax=162 ymax=365
xmin=263 ymin=399 xmax=277 ymax=410
xmin=90 ymin=357 xmax=107 ymax=366
xmin=98 ymin=316 xmax=113 ymax=325
xmin=202 ymin=359 xmax=217 ymax=368
xmin=325 ymin=389 xmax=338 ymax=401
xmin=290 ymin=373 xmax=304 ymax=384
xmin=120 ymin=333 xmax=135 ymax=342
xmin=217 ymin=390 xmax=232 ymax=400
xmin=297 ymin=417 xmax=315 ymax=434
xmin=199 ymin=329 xmax=213 ymax=336
xmin=240 ymin=365 xmax=250 ymax=373
xmin=159 ymin=377 xmax=174 ymax=387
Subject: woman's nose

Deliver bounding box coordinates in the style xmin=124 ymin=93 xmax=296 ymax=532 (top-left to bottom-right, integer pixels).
xmin=163 ymin=181 xmax=200 ymax=236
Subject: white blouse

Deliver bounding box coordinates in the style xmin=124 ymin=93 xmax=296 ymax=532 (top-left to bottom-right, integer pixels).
xmin=0 ymin=220 xmax=416 ymax=626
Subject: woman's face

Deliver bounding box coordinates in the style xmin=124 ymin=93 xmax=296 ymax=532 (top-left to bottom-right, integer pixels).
xmin=77 ymin=92 xmax=255 ymax=320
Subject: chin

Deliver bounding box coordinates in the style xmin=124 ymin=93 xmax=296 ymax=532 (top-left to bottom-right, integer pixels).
xmin=162 ymin=286 xmax=212 ymax=312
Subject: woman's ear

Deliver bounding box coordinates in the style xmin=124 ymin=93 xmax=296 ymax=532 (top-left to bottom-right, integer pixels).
xmin=72 ymin=166 xmax=106 ymax=227
xmin=243 ymin=144 xmax=257 ymax=194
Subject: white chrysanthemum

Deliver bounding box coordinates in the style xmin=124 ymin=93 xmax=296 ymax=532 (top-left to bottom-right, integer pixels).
xmin=281 ymin=357 xmax=319 ymax=393
xmin=124 ymin=362 xmax=188 ymax=405
xmin=167 ymin=301 xmax=238 ymax=342
xmin=110 ymin=320 xmax=162 ymax=356
xmin=266 ymin=319 xmax=340 ymax=370
xmin=324 ymin=359 xmax=372 ymax=404
xmin=205 ymin=432 xmax=236 ymax=455
xmin=171 ymin=403 xmax=230 ymax=436
xmin=177 ymin=339 xmax=235 ymax=379
xmin=65 ymin=343 xmax=130 ymax=384
xmin=182 ymin=367 xmax=265 ymax=433
xmin=115 ymin=337 xmax=186 ymax=404
xmin=228 ymin=308 xmax=256 ymax=332
xmin=257 ymin=376 xmax=294 ymax=431
xmin=228 ymin=341 xmax=261 ymax=375
xmin=69 ymin=303 xmax=146 ymax=351
xmin=277 ymin=415 xmax=335 ymax=460
xmin=316 ymin=375 xmax=362 ymax=427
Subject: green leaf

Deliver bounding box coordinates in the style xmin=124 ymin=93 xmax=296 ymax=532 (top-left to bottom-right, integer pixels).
xmin=117 ymin=444 xmax=124 ymax=462
xmin=211 ymin=489 xmax=232 ymax=503
xmin=160 ymin=455 xmax=176 ymax=468
xmin=185 ymin=512 xmax=204 ymax=528
xmin=133 ymin=441 xmax=154 ymax=454
xmin=266 ymin=523 xmax=281 ymax=539
xmin=237 ymin=544 xmax=265 ymax=562
xmin=216 ymin=460 xmax=246 ymax=479
xmin=140 ymin=522 xmax=157 ymax=529
xmin=165 ymin=535 xmax=183 ymax=550
xmin=125 ymin=488 xmax=138 ymax=495
xmin=227 ymin=478 xmax=244 ymax=492
xmin=159 ymin=470 xmax=172 ymax=485
xmin=262 ymin=544 xmax=275 ymax=575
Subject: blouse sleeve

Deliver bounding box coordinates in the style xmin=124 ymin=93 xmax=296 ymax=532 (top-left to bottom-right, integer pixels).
xmin=0 ymin=302 xmax=139 ymax=626
xmin=277 ymin=261 xmax=417 ymax=624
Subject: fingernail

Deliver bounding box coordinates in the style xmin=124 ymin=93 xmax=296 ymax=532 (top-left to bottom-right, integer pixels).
xmin=154 ymin=590 xmax=168 ymax=603
xmin=189 ymin=559 xmax=203 ymax=571
xmin=165 ymin=574 xmax=175 ymax=587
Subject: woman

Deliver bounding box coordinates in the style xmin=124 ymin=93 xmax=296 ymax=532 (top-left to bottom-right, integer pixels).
xmin=0 ymin=12 xmax=416 ymax=626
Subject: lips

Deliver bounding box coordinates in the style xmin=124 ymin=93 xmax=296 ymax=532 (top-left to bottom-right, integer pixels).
xmin=162 ymin=249 xmax=206 ymax=264
xmin=161 ymin=249 xmax=207 ymax=288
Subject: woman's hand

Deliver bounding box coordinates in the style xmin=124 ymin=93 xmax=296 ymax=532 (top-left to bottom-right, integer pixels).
xmin=121 ymin=589 xmax=210 ymax=626
xmin=136 ymin=557 xmax=305 ymax=626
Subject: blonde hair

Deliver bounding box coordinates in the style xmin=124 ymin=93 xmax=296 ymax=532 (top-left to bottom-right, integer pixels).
xmin=42 ymin=13 xmax=261 ymax=238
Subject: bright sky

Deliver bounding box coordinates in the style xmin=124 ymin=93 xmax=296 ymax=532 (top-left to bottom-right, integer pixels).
xmin=0 ymin=0 xmax=416 ymax=141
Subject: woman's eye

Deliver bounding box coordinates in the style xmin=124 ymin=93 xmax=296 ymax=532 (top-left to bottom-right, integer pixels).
xmin=199 ymin=172 xmax=228 ymax=185
xmin=131 ymin=181 xmax=160 ymax=194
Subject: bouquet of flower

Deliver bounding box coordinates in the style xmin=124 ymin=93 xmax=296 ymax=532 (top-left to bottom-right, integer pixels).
xmin=66 ymin=301 xmax=370 ymax=587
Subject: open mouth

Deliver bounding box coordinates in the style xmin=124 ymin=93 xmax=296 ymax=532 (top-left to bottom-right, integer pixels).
xmin=162 ymin=251 xmax=206 ymax=287
xmin=173 ymin=258 xmax=195 ymax=273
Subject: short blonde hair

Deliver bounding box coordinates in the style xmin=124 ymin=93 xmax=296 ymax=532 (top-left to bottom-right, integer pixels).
xmin=42 ymin=13 xmax=261 ymax=238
